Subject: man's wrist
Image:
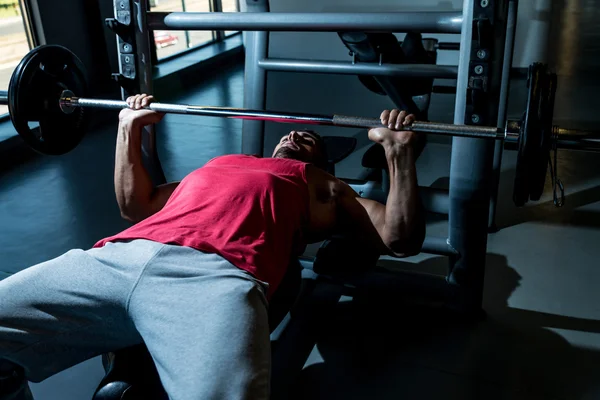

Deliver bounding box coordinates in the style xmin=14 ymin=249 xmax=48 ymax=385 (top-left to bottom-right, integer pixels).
xmin=118 ymin=118 xmax=142 ymax=134
xmin=385 ymin=143 xmax=416 ymax=172
xmin=384 ymin=142 xmax=414 ymax=158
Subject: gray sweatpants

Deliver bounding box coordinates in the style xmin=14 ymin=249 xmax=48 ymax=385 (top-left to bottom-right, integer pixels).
xmin=0 ymin=239 xmax=271 ymax=399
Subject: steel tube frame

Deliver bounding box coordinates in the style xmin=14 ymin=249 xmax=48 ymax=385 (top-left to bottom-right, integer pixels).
xmin=0 ymin=91 xmax=7 ymax=104
xmin=420 ymin=187 xmax=450 ymax=215
xmin=489 ymin=0 xmax=519 ymax=231
xmin=147 ymin=11 xmax=464 ymax=33
xmin=556 ymin=127 xmax=600 ymax=140
xmin=422 ymin=236 xmax=459 ymax=257
xmin=301 ymin=235 xmax=458 ymax=263
xmin=258 ymin=58 xmax=458 ymax=79
xmin=348 ymin=180 xmax=385 ymax=204
xmin=555 ymin=138 xmax=600 ymax=152
xmin=447 ymin=0 xmax=500 ymax=314
xmin=348 ymin=179 xmax=449 ymax=214
xmin=131 ymin=0 xmax=166 ymax=186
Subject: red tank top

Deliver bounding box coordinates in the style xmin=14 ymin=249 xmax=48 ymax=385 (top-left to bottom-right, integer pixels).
xmin=94 ymin=154 xmax=310 ymax=296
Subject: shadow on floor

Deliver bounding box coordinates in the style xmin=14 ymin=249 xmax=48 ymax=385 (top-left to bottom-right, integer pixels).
xmin=289 ymin=254 xmax=600 ymax=400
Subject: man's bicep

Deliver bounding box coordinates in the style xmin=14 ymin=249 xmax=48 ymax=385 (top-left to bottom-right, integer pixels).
xmin=337 ymin=187 xmax=389 ymax=254
xmin=338 ymin=185 xmax=425 ymax=257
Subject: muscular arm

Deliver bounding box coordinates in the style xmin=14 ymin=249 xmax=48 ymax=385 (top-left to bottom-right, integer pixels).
xmin=337 ymin=110 xmax=425 ymax=257
xmin=340 ymin=146 xmax=425 ymax=257
xmin=115 ymin=119 xmax=179 ymax=223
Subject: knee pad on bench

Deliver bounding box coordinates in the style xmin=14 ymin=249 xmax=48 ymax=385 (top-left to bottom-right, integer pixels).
xmin=313 ymin=238 xmax=380 ymax=276
xmin=0 ymin=363 xmax=31 ymax=400
xmin=94 ymin=345 xmax=167 ymax=400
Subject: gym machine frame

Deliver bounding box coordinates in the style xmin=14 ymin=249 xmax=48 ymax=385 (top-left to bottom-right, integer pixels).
xmin=0 ymin=2 xmax=594 ymax=398
xmin=2 ymin=0 xmax=594 ymax=314
xmin=234 ymin=0 xmax=507 ymax=314
xmin=235 ymin=0 xmax=506 ymax=390
xmin=1 ymin=1 xmax=595 ymax=315
xmin=113 ymin=0 xmax=506 ymax=290
xmin=0 ymin=0 xmax=508 ymax=314
xmin=0 ymin=2 xmax=595 ymax=399
xmin=103 ymin=7 xmax=507 ymax=389
xmin=105 ymin=1 xmax=496 ymax=269
xmin=107 ymin=4 xmax=496 ymax=396
xmin=107 ymin=0 xmax=165 ymax=186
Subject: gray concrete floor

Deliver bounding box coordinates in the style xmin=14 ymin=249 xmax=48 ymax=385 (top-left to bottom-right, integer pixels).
xmin=2 ymin=1 xmax=600 ymax=399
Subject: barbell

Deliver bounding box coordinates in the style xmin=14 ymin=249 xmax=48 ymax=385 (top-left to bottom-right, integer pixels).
xmin=1 ymin=45 xmax=599 ymax=207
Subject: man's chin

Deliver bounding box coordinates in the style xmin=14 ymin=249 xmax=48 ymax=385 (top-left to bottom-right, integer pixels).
xmin=274 ymin=147 xmax=307 ymax=162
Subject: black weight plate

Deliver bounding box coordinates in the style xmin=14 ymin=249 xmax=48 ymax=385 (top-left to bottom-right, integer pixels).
xmin=526 ymin=63 xmax=547 ymax=202
xmin=529 ymin=71 xmax=557 ymax=201
xmin=8 ymin=45 xmax=88 ymax=155
xmin=527 ymin=66 xmax=547 ymax=201
xmin=513 ymin=63 xmax=543 ymax=207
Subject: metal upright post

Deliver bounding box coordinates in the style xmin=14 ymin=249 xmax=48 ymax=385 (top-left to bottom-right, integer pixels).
xmin=488 ymin=0 xmax=519 ymax=231
xmin=240 ymin=0 xmax=269 ymax=156
xmin=132 ymin=0 xmax=167 ymax=185
xmin=448 ymin=0 xmax=508 ymax=314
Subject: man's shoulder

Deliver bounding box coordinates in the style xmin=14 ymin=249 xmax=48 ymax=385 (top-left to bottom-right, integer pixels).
xmin=305 ymin=164 xmax=342 ymax=184
xmin=305 ymin=164 xmax=350 ymax=200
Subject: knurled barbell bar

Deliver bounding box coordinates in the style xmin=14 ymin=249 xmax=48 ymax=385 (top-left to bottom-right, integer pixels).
xmin=57 ymin=90 xmax=512 ymax=140
xmin=1 ymin=45 xmax=599 ymax=207
xmin=0 ymin=89 xmax=593 ymax=151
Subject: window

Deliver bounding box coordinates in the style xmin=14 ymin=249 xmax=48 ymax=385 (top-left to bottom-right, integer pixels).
xmin=0 ymin=0 xmax=32 ymax=116
xmin=150 ymin=0 xmax=240 ymax=61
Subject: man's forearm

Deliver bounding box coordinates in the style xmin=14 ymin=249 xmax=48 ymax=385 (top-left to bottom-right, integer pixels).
xmin=114 ymin=120 xmax=154 ymax=221
xmin=382 ymin=145 xmax=423 ymax=254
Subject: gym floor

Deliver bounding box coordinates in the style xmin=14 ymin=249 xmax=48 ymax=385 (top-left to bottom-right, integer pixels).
xmin=1 ymin=1 xmax=600 ymax=399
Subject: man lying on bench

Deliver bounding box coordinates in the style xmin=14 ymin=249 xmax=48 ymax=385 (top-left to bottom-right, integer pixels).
xmin=0 ymin=94 xmax=425 ymax=400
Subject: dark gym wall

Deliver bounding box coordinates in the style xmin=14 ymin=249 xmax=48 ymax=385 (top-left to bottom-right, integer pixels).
xmin=31 ymin=0 xmax=118 ymax=98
